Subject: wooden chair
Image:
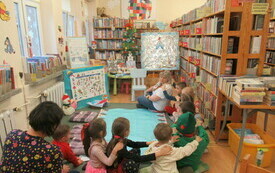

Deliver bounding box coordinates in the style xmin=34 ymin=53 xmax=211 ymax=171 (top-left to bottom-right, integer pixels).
xmin=239 ymin=154 xmax=273 ymax=173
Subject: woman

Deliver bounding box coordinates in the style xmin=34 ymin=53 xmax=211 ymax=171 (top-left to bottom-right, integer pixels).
xmin=0 ymin=101 xmax=65 ymax=173
xmin=137 ymin=71 xmax=173 ymax=111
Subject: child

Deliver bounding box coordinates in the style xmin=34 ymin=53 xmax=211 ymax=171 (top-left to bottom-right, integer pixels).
xmin=171 ymin=104 xmax=209 ymax=172
xmin=158 ymin=82 xmax=186 ymax=119
xmin=52 ymin=124 xmax=83 ymax=167
xmin=181 ymin=87 xmax=195 ymax=102
xmin=145 ymin=123 xmax=202 ymax=173
xmin=82 ymin=118 xmax=124 ymax=173
xmin=106 ymin=117 xmax=172 ymax=173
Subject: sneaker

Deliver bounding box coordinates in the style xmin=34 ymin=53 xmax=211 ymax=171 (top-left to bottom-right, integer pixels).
xmin=157 ymin=114 xmax=165 ymax=117
xmin=158 ymin=118 xmax=166 ymax=121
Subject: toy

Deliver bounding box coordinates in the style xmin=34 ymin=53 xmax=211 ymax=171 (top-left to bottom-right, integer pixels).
xmin=62 ymin=94 xmax=77 ymax=115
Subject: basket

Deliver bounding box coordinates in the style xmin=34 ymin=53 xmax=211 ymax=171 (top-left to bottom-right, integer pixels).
xmin=227 ymin=123 xmax=275 ymax=167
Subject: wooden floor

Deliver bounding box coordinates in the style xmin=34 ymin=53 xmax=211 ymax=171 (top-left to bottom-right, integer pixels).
xmin=110 ymin=93 xmax=275 ymax=173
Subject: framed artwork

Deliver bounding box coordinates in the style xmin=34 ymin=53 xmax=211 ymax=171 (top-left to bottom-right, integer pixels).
xmin=66 ymin=37 xmax=90 ymax=68
xmin=121 ymin=0 xmax=157 ymax=20
xmin=141 ymin=32 xmax=179 ymax=71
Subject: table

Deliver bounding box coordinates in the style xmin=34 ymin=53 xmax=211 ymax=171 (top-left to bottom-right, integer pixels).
xmin=216 ymin=89 xmax=275 ymax=173
xmin=108 ymin=73 xmax=131 ymax=95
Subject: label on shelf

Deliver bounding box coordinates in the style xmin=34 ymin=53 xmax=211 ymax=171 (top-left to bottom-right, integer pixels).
xmin=181 ymin=77 xmax=186 ymax=82
xmin=195 ymin=28 xmax=202 ymax=34
xmin=184 ymin=30 xmax=190 ymax=35
xmin=194 ymin=59 xmax=201 ymax=66
xmin=252 ymin=3 xmax=269 ymax=14
xmin=188 ymin=56 xmax=194 ymax=62
xmin=183 ymin=42 xmax=188 ymax=47
xmin=190 ymin=73 xmax=196 ymax=78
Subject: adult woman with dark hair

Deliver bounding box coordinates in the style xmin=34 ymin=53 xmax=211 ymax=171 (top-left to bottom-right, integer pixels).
xmin=0 ymin=101 xmax=65 ymax=173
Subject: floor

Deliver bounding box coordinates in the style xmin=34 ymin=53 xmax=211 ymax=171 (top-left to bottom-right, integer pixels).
xmin=110 ymin=93 xmax=275 ymax=173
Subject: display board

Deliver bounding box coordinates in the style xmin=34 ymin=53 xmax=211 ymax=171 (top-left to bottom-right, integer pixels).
xmin=66 ymin=37 xmax=89 ymax=68
xmin=141 ymin=32 xmax=179 ymax=70
xmin=63 ymin=66 xmax=109 ymax=109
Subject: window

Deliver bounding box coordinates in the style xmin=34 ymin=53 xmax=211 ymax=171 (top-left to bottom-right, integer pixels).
xmin=14 ymin=2 xmax=25 ymax=56
xmin=13 ymin=0 xmax=43 ymax=57
xmin=62 ymin=12 xmax=75 ymax=37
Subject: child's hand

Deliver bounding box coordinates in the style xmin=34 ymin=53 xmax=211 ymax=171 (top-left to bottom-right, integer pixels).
xmin=146 ymin=95 xmax=150 ymax=99
xmin=155 ymin=145 xmax=172 ymax=157
xmin=175 ymin=96 xmax=181 ymax=102
xmin=77 ymin=158 xmax=84 ymax=165
xmin=195 ymin=136 xmax=202 ymax=143
xmin=172 ymin=127 xmax=178 ymax=134
xmin=113 ymin=141 xmax=124 ymax=153
xmin=171 ymin=135 xmax=180 ymax=143
xmin=62 ymin=165 xmax=70 ymax=173
xmin=146 ymin=141 xmax=155 ymax=145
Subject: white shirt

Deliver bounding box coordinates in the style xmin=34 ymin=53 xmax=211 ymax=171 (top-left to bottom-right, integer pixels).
xmin=145 ymin=141 xmax=199 ymax=173
xmin=152 ymin=87 xmax=169 ymax=111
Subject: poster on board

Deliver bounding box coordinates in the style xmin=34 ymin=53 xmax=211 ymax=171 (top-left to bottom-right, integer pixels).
xmin=66 ymin=37 xmax=90 ymax=68
xmin=141 ymin=32 xmax=179 ymax=71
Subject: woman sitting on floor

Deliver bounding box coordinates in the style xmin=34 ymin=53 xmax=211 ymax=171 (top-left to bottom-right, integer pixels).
xmin=136 ymin=71 xmax=173 ymax=112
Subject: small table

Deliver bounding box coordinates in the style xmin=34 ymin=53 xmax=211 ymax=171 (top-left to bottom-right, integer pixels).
xmin=108 ymin=73 xmax=131 ymax=95
xmin=216 ymin=89 xmax=275 ymax=173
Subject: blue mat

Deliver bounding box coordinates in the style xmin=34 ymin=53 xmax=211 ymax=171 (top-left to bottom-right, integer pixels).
xmin=102 ymin=108 xmax=160 ymax=149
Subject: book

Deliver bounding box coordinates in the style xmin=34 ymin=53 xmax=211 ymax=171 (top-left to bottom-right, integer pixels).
xmin=253 ymin=15 xmax=265 ymax=30
xmin=227 ymin=37 xmax=239 ymax=54
xmin=229 ymin=14 xmax=241 ymax=31
xmin=250 ymin=36 xmax=262 ymax=54
xmin=236 ymin=78 xmax=264 ymax=88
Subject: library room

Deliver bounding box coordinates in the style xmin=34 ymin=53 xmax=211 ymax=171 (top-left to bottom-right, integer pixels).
xmin=1 ymin=0 xmax=275 ymax=172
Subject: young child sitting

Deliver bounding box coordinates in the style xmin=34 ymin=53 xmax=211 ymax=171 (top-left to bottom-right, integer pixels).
xmin=82 ymin=118 xmax=124 ymax=173
xmin=106 ymin=117 xmax=172 ymax=173
xmin=145 ymin=123 xmax=202 ymax=173
xmin=181 ymin=87 xmax=195 ymax=103
xmin=163 ymin=82 xmax=187 ymax=115
xmin=171 ymin=102 xmax=209 ymax=172
xmin=52 ymin=124 xmax=83 ymax=167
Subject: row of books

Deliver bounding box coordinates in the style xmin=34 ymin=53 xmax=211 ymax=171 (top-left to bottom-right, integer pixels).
xmin=93 ymin=18 xmax=129 ymax=27
xmin=232 ymin=78 xmax=265 ymax=105
xmin=94 ymin=29 xmax=124 ymax=39
xmin=180 ymin=58 xmax=198 ymax=75
xmin=204 ymin=17 xmax=224 ymax=34
xmin=96 ymin=40 xmax=122 ymax=49
xmin=0 ymin=65 xmax=15 ymax=96
xmin=95 ymin=51 xmax=122 ymax=60
xmin=269 ymin=21 xmax=275 ymax=34
xmin=202 ymin=37 xmax=222 ymax=55
xmin=263 ymin=65 xmax=275 ymax=76
xmin=197 ymin=99 xmax=215 ymax=130
xmin=263 ymin=79 xmax=275 ymax=106
xmin=267 ymin=38 xmax=275 ymax=49
xmin=197 ymin=84 xmax=217 ymax=114
xmin=201 ymin=54 xmax=221 ymax=75
xmin=200 ymin=70 xmax=218 ymax=95
xmin=26 ymin=55 xmax=63 ymax=74
xmin=265 ymin=51 xmax=275 ymax=64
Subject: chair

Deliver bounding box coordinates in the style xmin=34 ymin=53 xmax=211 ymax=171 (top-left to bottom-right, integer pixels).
xmin=130 ymin=68 xmax=147 ymax=101
xmin=239 ymin=154 xmax=273 ymax=173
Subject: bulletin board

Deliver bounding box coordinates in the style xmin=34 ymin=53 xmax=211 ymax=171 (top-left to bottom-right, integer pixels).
xmin=63 ymin=66 xmax=109 ymax=109
xmin=66 ymin=37 xmax=90 ymax=68
xmin=141 ymin=32 xmax=179 ymax=71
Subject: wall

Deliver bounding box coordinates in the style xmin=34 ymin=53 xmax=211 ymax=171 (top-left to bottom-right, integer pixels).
xmin=97 ymin=0 xmax=206 ymax=23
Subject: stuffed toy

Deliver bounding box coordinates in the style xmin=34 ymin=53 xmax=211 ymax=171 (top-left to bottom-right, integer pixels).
xmin=62 ymin=94 xmax=77 ymax=115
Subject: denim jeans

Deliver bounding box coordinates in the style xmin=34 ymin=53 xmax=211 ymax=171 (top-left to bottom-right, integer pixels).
xmin=137 ymin=96 xmax=157 ymax=111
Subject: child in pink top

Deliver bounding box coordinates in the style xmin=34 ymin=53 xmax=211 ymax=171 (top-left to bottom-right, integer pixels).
xmin=83 ymin=118 xmax=123 ymax=173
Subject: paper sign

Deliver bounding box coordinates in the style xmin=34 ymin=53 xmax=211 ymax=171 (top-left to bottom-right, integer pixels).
xmin=195 ymin=59 xmax=201 ymax=66
xmin=183 ymin=42 xmax=188 ymax=47
xmin=188 ymin=56 xmax=194 ymax=62
xmin=181 ymin=77 xmax=186 ymax=82
xmin=190 ymin=73 xmax=196 ymax=78
xmin=252 ymin=3 xmax=269 ymax=14
xmin=232 ymin=0 xmax=240 ymax=7
xmin=196 ymin=28 xmax=202 ymax=34
xmin=184 ymin=30 xmax=190 ymax=35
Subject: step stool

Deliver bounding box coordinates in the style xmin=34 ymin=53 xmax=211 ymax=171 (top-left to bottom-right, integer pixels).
xmin=120 ymin=82 xmax=131 ymax=94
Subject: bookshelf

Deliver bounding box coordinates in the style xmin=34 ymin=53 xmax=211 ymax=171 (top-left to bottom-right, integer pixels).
xmin=93 ymin=18 xmax=129 ymax=60
xmin=0 ymin=88 xmax=22 ymax=103
xmin=171 ymin=0 xmax=272 ymax=139
xmin=265 ymin=12 xmax=275 ymax=74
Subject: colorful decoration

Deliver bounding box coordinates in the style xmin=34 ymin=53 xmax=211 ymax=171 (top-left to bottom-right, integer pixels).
xmin=4 ymin=37 xmax=15 ymax=54
xmin=0 ymin=1 xmax=10 ymax=21
xmin=122 ymin=22 xmax=139 ymax=59
xmin=127 ymin=0 xmax=152 ymax=20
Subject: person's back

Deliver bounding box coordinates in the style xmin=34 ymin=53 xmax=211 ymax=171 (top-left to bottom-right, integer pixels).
xmin=1 ymin=129 xmax=62 ymax=173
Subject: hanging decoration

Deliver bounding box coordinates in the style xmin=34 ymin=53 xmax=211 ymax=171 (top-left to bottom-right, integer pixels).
xmin=122 ymin=22 xmax=139 ymax=59
xmin=4 ymin=37 xmax=15 ymax=54
xmin=0 ymin=1 xmax=10 ymax=21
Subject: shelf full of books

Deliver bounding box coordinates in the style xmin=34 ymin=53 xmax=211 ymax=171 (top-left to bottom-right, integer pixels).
xmin=172 ymin=0 xmax=272 ymax=139
xmin=93 ymin=18 xmax=129 ymax=60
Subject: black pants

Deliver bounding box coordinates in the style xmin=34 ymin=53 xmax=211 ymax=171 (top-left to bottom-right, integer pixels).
xmin=122 ymin=148 xmax=140 ymax=173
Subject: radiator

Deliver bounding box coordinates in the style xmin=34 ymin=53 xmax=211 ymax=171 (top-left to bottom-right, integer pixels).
xmin=0 ymin=110 xmax=15 ymax=155
xmin=42 ymin=82 xmax=65 ymax=107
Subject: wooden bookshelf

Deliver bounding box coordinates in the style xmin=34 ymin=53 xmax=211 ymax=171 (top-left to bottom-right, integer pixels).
xmin=95 ymin=49 xmax=123 ymax=51
xmin=264 ymin=62 xmax=275 ymax=66
xmin=171 ymin=0 xmax=272 ymax=139
xmin=270 ymin=17 xmax=275 ymax=21
xmin=136 ymin=28 xmax=159 ymax=30
xmin=94 ymin=27 xmax=125 ymax=29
